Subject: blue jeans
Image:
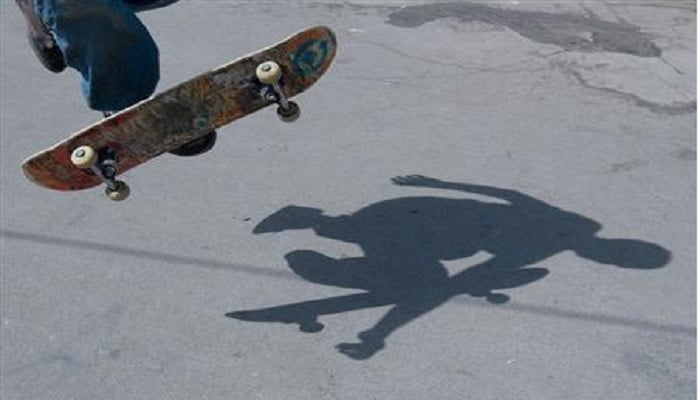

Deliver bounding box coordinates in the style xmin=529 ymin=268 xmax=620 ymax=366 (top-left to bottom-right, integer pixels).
xmin=35 ymin=0 xmax=179 ymax=111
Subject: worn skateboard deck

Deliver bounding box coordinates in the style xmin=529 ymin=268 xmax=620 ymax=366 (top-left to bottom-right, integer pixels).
xmin=22 ymin=26 xmax=336 ymax=192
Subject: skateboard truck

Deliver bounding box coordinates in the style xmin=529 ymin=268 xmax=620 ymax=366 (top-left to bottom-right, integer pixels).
xmin=256 ymin=61 xmax=301 ymax=122
xmin=70 ymin=146 xmax=130 ymax=201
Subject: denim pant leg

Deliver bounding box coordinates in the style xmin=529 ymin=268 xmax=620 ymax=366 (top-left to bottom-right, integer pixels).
xmin=35 ymin=0 xmax=160 ymax=111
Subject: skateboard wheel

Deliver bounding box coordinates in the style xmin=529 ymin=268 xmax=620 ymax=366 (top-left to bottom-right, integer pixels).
xmin=256 ymin=61 xmax=283 ymax=85
xmin=106 ymin=180 xmax=130 ymax=201
xmin=70 ymin=145 xmax=98 ymax=169
xmin=277 ymin=101 xmax=300 ymax=123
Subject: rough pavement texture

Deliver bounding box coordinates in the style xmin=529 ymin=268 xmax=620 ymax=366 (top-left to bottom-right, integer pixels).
xmin=1 ymin=1 xmax=695 ymax=399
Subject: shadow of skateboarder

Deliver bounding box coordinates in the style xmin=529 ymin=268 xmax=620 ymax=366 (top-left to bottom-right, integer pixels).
xmin=227 ymin=176 xmax=670 ymax=359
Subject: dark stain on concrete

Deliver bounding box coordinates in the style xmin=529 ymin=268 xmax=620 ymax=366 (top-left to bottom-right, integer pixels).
xmin=386 ymin=2 xmax=662 ymax=57
xmin=608 ymin=160 xmax=649 ymax=173
xmin=671 ymin=148 xmax=696 ymax=161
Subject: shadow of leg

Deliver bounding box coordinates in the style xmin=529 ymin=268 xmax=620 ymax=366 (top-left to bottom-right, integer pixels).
xmin=227 ymin=292 xmax=393 ymax=333
xmin=286 ymin=250 xmax=382 ymax=290
xmin=336 ymin=330 xmax=386 ymax=360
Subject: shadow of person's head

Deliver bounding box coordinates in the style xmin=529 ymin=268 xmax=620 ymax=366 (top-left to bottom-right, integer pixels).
xmin=574 ymin=238 xmax=671 ymax=269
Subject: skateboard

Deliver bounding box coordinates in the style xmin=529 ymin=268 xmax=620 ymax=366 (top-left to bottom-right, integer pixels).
xmin=22 ymin=26 xmax=337 ymax=200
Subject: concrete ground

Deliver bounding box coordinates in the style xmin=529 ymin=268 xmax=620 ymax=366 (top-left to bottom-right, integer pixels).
xmin=1 ymin=1 xmax=695 ymax=399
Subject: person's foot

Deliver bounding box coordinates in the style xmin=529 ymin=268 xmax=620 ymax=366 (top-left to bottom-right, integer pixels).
xmin=16 ymin=0 xmax=66 ymax=73
xmin=169 ymin=130 xmax=217 ymax=156
xmin=28 ymin=35 xmax=66 ymax=73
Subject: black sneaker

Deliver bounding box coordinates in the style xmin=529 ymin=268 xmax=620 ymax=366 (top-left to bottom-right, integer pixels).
xmin=29 ymin=35 xmax=66 ymax=73
xmin=169 ymin=130 xmax=217 ymax=157
xmin=17 ymin=0 xmax=67 ymax=74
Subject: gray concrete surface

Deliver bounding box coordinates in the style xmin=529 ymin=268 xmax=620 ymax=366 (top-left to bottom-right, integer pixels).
xmin=1 ymin=1 xmax=696 ymax=399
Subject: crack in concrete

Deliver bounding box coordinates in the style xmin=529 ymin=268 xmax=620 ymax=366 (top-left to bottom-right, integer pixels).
xmin=347 ymin=33 xmax=554 ymax=77
xmin=554 ymin=61 xmax=696 ymax=115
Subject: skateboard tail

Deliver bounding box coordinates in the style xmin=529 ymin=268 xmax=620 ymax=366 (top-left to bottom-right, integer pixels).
xmin=22 ymin=143 xmax=91 ymax=191
xmin=21 ymin=110 xmax=149 ymax=191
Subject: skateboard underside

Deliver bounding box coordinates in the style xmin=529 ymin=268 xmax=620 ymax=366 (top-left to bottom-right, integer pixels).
xmin=22 ymin=26 xmax=336 ymax=194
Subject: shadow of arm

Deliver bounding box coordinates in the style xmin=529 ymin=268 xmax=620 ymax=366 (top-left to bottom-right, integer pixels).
xmin=392 ymin=175 xmax=546 ymax=207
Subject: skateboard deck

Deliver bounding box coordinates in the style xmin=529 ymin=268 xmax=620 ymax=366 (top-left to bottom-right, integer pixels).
xmin=22 ymin=26 xmax=336 ymax=199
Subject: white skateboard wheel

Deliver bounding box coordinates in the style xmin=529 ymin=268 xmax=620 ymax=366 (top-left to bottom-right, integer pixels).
xmin=256 ymin=61 xmax=283 ymax=85
xmin=70 ymin=145 xmax=98 ymax=169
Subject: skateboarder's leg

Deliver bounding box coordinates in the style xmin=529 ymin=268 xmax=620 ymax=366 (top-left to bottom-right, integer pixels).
xmin=17 ymin=0 xmax=176 ymax=81
xmin=35 ymin=0 xmax=160 ymax=111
